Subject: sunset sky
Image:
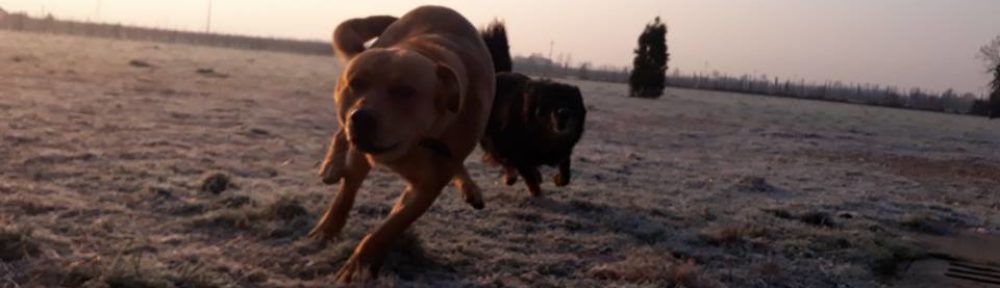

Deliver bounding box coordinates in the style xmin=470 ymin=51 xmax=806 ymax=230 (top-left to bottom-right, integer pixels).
xmin=2 ymin=0 xmax=998 ymax=95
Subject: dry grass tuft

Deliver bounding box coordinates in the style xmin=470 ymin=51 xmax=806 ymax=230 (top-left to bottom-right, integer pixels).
xmin=196 ymin=68 xmax=229 ymax=78
xmin=734 ymin=176 xmax=774 ymax=192
xmin=699 ymin=223 xmax=769 ymax=245
xmin=128 ymin=59 xmax=153 ymax=68
xmin=199 ymin=171 xmax=233 ymax=194
xmin=899 ymin=213 xmax=949 ymax=235
xmin=190 ymin=207 xmax=262 ymax=230
xmin=798 ymin=211 xmax=836 ymax=228
xmin=755 ymin=262 xmax=783 ymax=281
xmin=266 ymin=195 xmax=308 ymax=221
xmin=764 ymin=207 xmax=836 ymax=227
xmin=383 ymin=230 xmax=433 ymax=280
xmin=0 ymin=225 xmax=40 ymax=262
xmin=588 ymin=248 xmax=720 ymax=287
xmin=864 ymin=238 xmax=925 ymax=278
xmin=216 ymin=195 xmax=253 ymax=209
xmin=188 ymin=194 xmax=312 ymax=239
xmin=55 ymin=258 xmax=222 ymax=288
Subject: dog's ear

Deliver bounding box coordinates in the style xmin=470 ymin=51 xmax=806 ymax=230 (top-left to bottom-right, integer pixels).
xmin=436 ymin=64 xmax=464 ymax=114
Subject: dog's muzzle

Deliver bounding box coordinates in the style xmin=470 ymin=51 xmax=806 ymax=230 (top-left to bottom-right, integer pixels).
xmin=348 ymin=109 xmax=397 ymax=154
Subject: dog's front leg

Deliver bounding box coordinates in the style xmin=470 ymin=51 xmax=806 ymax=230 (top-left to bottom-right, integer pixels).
xmin=309 ymin=148 xmax=370 ymax=242
xmin=518 ymin=166 xmax=543 ymax=197
xmin=335 ymin=165 xmax=452 ymax=283
xmin=452 ymin=166 xmax=485 ymax=210
xmin=318 ymin=129 xmax=350 ymax=185
xmin=554 ymin=157 xmax=571 ymax=187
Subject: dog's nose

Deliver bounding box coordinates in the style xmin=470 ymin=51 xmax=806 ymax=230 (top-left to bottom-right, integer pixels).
xmin=348 ymin=109 xmax=378 ymax=147
xmin=350 ymin=109 xmax=377 ymax=132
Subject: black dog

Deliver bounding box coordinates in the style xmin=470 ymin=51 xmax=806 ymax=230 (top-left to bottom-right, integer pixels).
xmin=479 ymin=24 xmax=587 ymax=196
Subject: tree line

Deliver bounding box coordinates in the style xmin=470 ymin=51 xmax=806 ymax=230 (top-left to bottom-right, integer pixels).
xmin=514 ymin=16 xmax=997 ymax=118
xmin=512 ymin=56 xmax=987 ymax=116
xmin=0 ymin=12 xmax=329 ymax=55
xmin=3 ymin=11 xmax=996 ymax=117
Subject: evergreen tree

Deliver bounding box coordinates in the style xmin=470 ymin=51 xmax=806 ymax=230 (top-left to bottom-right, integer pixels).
xmin=629 ymin=17 xmax=669 ymax=98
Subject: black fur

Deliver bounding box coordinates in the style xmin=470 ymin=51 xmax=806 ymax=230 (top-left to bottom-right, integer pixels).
xmin=479 ymin=72 xmax=587 ymax=195
xmin=481 ymin=20 xmax=512 ymax=73
xmin=478 ymin=21 xmax=587 ymax=195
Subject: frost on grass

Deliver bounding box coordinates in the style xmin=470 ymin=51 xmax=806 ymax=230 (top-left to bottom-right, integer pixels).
xmin=188 ymin=194 xmax=312 ymax=239
xmin=588 ymin=247 xmax=721 ymax=288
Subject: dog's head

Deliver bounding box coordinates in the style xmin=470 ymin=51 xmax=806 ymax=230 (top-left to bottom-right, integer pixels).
xmin=523 ymin=80 xmax=586 ymax=137
xmin=336 ymin=48 xmax=464 ymax=162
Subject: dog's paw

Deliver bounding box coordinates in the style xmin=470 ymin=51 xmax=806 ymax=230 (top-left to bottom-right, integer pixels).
xmin=307 ymin=214 xmax=344 ymax=243
xmin=306 ymin=226 xmax=336 ymax=243
xmin=503 ymin=173 xmax=518 ymax=186
xmin=526 ymin=184 xmax=543 ymax=197
xmin=553 ymin=174 xmax=569 ymax=187
xmin=307 ymin=230 xmax=329 ymax=242
xmin=335 ymin=255 xmax=378 ymax=283
xmin=461 ymin=184 xmax=485 ymax=210
xmin=318 ymin=160 xmax=345 ymax=185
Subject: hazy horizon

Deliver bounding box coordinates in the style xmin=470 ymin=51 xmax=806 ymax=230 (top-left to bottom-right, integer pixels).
xmin=2 ymin=0 xmax=998 ymax=95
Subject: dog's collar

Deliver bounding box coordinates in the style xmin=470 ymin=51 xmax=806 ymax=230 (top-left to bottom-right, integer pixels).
xmin=419 ymin=138 xmax=452 ymax=159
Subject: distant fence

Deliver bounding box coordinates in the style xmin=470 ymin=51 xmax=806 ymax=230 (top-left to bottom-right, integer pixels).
xmin=513 ymin=55 xmax=990 ymax=117
xmin=0 ymin=13 xmax=331 ymax=56
xmin=665 ymin=73 xmax=983 ymax=115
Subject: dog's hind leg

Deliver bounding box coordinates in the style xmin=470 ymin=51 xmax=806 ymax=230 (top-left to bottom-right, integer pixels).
xmin=503 ymin=165 xmax=518 ymax=186
xmin=518 ymin=166 xmax=543 ymax=197
xmin=335 ymin=165 xmax=452 ymax=283
xmin=452 ymin=166 xmax=485 ymax=210
xmin=553 ymin=157 xmax=571 ymax=187
xmin=309 ymin=148 xmax=370 ymax=242
xmin=318 ymin=129 xmax=349 ymax=185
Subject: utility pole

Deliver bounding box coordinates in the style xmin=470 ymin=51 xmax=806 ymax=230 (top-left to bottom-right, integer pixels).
xmin=94 ymin=0 xmax=102 ymax=20
xmin=548 ymin=40 xmax=554 ymax=62
xmin=547 ymin=40 xmax=554 ymax=77
xmin=205 ymin=0 xmax=213 ymax=33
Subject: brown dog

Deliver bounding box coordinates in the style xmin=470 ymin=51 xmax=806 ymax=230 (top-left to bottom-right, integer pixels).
xmin=309 ymin=6 xmax=498 ymax=282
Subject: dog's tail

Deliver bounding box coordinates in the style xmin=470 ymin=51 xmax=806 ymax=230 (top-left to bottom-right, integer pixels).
xmin=481 ymin=19 xmax=512 ymax=73
xmin=332 ymin=15 xmax=398 ymax=61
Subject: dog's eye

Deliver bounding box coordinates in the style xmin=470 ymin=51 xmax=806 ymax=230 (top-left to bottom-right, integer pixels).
xmin=349 ymin=79 xmax=368 ymax=91
xmin=389 ymin=86 xmax=416 ymax=98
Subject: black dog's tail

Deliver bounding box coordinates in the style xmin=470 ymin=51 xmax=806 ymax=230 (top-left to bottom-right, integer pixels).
xmin=481 ymin=19 xmax=512 ymax=73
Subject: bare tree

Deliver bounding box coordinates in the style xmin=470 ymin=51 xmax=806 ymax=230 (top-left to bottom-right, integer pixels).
xmin=979 ymin=35 xmax=1000 ymax=69
xmin=980 ymin=35 xmax=1000 ymax=118
xmin=578 ymin=62 xmax=591 ymax=80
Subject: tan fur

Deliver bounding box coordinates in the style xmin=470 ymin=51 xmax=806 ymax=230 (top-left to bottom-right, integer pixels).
xmin=309 ymin=6 xmax=494 ymax=283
